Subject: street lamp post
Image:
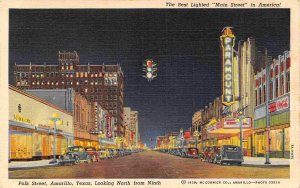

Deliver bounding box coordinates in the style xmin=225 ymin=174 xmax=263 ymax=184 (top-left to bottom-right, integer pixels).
xmin=239 ymin=111 xmax=244 ymax=160
xmin=49 ymin=113 xmax=61 ymax=164
xmin=265 ymin=49 xmax=271 ymax=164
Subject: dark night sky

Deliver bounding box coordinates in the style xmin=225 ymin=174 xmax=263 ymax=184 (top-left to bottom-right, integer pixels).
xmin=9 ymin=9 xmax=290 ymax=147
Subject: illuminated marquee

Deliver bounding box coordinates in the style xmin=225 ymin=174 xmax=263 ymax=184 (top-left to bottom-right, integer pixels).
xmin=220 ymin=27 xmax=235 ymax=106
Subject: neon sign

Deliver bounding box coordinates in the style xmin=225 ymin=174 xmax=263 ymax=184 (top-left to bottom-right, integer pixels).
xmin=220 ymin=27 xmax=235 ymax=106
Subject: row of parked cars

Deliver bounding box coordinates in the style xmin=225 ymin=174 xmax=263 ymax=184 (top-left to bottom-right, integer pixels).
xmin=201 ymin=145 xmax=243 ymax=165
xmin=158 ymin=145 xmax=243 ymax=165
xmin=58 ymin=146 xmax=142 ymax=165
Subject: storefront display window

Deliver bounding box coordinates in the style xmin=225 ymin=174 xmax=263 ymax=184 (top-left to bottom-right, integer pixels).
xmin=284 ymin=128 xmax=290 ymax=155
xmin=254 ymin=132 xmax=265 ymax=157
xmin=270 ymin=129 xmax=283 ymax=152
xmin=10 ymin=132 xmax=33 ymax=159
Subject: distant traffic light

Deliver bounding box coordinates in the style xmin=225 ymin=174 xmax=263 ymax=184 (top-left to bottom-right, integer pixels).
xmin=143 ymin=59 xmax=157 ymax=82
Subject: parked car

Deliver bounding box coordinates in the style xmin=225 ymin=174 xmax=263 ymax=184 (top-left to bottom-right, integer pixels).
xmin=98 ymin=148 xmax=111 ymax=159
xmin=181 ymin=147 xmax=199 ymax=158
xmin=85 ymin=147 xmax=100 ymax=162
xmin=214 ymin=145 xmax=243 ymax=165
xmin=58 ymin=146 xmax=92 ymax=165
xmin=200 ymin=146 xmax=212 ymax=161
xmin=208 ymin=146 xmax=221 ymax=163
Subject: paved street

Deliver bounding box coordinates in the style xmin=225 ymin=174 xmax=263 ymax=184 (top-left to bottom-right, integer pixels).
xmin=9 ymin=151 xmax=289 ymax=179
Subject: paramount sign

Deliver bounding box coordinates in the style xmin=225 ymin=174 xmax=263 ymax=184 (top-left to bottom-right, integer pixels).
xmin=220 ymin=27 xmax=235 ymax=106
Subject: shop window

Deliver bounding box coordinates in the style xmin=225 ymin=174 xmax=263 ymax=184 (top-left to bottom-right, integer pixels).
xmin=286 ymin=72 xmax=290 ymax=93
xmin=270 ymin=129 xmax=283 ymax=153
xmin=284 ymin=128 xmax=290 ymax=153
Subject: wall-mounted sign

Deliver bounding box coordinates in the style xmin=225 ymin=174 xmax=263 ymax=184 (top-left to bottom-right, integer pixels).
xmin=184 ymin=130 xmax=191 ymax=139
xmin=105 ymin=115 xmax=112 ymax=138
xmin=220 ymin=27 xmax=235 ymax=106
xmin=38 ymin=124 xmax=51 ymax=129
xmin=269 ymin=95 xmax=289 ymax=113
xmin=14 ymin=114 xmax=32 ymax=124
xmin=223 ymin=117 xmax=251 ymax=128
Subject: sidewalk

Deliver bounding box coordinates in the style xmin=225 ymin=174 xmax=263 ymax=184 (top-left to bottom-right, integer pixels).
xmin=9 ymin=159 xmax=58 ymax=170
xmin=243 ymin=157 xmax=290 ymax=167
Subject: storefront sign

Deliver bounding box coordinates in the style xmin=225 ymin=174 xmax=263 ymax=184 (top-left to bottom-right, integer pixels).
xmin=269 ymin=95 xmax=289 ymax=113
xmin=38 ymin=124 xmax=51 ymax=129
xmin=254 ymin=106 xmax=266 ymax=120
xmin=14 ymin=114 xmax=32 ymax=124
xmin=105 ymin=115 xmax=112 ymax=138
xmin=223 ymin=117 xmax=251 ymax=128
xmin=207 ymin=122 xmax=222 ymax=133
xmin=220 ymin=27 xmax=235 ymax=106
xmin=184 ymin=130 xmax=191 ymax=139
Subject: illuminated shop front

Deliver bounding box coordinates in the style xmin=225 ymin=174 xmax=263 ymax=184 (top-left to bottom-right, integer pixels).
xmin=9 ymin=86 xmax=73 ymax=161
xmin=204 ymin=117 xmax=253 ymax=156
xmin=254 ymin=95 xmax=290 ymax=158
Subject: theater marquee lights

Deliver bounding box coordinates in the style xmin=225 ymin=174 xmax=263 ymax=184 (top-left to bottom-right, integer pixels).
xmin=220 ymin=27 xmax=235 ymax=106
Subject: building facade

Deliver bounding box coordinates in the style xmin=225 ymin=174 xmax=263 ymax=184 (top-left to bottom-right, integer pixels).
xmin=123 ymin=107 xmax=139 ymax=148
xmin=14 ymin=51 xmax=124 ymax=136
xmin=254 ymin=51 xmax=290 ymax=158
xmin=9 ymin=86 xmax=73 ymax=161
xmin=196 ymin=36 xmax=257 ymax=156
xmin=25 ymin=89 xmax=99 ymax=148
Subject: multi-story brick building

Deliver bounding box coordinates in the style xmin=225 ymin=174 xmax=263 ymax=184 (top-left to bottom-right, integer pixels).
xmin=123 ymin=107 xmax=139 ymax=148
xmin=14 ymin=51 xmax=124 ymax=136
xmin=254 ymin=50 xmax=290 ymax=158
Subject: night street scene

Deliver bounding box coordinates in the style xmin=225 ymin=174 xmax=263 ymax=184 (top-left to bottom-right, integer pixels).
xmin=9 ymin=9 xmax=290 ymax=179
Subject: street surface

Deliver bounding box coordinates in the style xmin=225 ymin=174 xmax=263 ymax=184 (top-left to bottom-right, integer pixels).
xmin=9 ymin=151 xmax=289 ymax=179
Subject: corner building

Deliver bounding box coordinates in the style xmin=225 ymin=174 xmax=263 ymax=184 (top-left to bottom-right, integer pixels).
xmin=14 ymin=51 xmax=124 ymax=137
xmin=9 ymin=86 xmax=73 ymax=161
xmin=253 ymin=51 xmax=290 ymax=158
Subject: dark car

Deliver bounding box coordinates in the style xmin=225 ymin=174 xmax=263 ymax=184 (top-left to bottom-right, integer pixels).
xmin=181 ymin=148 xmax=199 ymax=158
xmin=58 ymin=146 xmax=92 ymax=165
xmin=85 ymin=147 xmax=100 ymax=162
xmin=207 ymin=146 xmax=221 ymax=163
xmin=214 ymin=145 xmax=243 ymax=165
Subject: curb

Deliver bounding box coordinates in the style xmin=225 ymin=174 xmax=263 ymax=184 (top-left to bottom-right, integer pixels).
xmin=9 ymin=164 xmax=58 ymax=171
xmin=241 ymin=164 xmax=290 ymax=168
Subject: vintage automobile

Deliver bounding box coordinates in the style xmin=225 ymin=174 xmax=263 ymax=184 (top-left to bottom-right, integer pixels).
xmin=108 ymin=149 xmax=118 ymax=158
xmin=85 ymin=147 xmax=100 ymax=162
xmin=200 ymin=146 xmax=212 ymax=161
xmin=214 ymin=145 xmax=244 ymax=165
xmin=180 ymin=147 xmax=199 ymax=158
xmin=58 ymin=146 xmax=92 ymax=165
xmin=98 ymin=148 xmax=111 ymax=159
xmin=207 ymin=146 xmax=221 ymax=163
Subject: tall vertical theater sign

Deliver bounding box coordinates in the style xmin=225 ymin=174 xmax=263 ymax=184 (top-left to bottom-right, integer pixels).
xmin=220 ymin=27 xmax=235 ymax=106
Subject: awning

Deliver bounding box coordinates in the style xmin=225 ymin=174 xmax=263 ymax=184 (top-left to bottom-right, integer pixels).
xmin=208 ymin=128 xmax=251 ymax=134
